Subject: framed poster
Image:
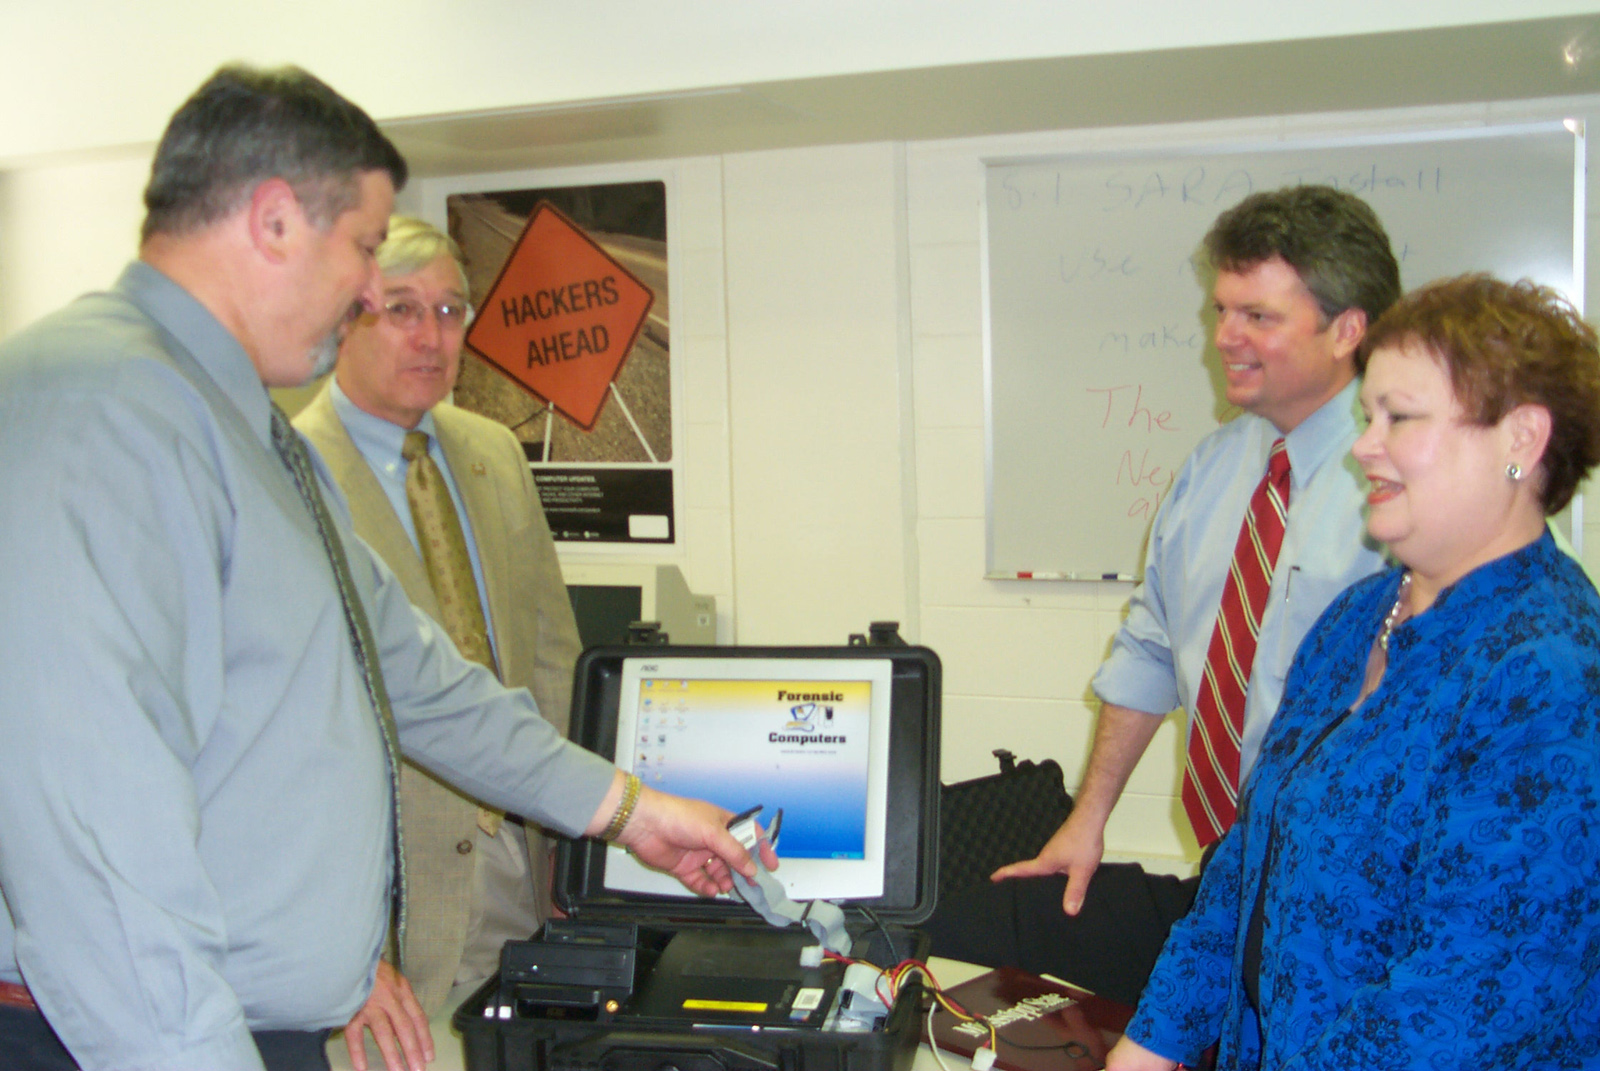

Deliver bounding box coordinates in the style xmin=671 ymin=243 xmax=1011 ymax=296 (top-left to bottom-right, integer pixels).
xmin=448 ymin=179 xmax=675 ymax=544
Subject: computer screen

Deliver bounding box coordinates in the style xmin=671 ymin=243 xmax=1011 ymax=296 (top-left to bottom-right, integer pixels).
xmin=566 ymin=583 xmax=644 ymax=649
xmin=561 ymin=563 xmax=716 ymax=646
xmin=602 ymin=655 xmax=894 ymax=901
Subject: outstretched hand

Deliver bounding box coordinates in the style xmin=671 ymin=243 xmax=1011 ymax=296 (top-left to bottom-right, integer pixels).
xmin=988 ymin=809 xmax=1105 ymax=916
xmin=341 ymin=958 xmax=433 ymax=1071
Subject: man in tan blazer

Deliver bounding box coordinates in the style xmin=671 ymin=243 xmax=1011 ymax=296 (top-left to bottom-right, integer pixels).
xmin=295 ymin=216 xmax=582 ymax=1061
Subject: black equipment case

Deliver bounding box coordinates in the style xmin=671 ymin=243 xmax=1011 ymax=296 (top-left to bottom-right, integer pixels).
xmin=454 ymin=634 xmax=943 ymax=1071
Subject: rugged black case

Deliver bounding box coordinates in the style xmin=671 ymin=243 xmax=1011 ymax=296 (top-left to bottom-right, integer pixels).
xmin=455 ymin=642 xmax=943 ymax=1071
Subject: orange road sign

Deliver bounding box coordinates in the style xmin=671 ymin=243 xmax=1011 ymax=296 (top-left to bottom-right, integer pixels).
xmin=465 ymin=202 xmax=655 ymax=431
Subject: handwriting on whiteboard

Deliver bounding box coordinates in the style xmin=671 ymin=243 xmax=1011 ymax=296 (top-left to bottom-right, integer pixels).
xmin=1000 ymin=163 xmax=1445 ymax=213
xmin=1088 ymin=384 xmax=1180 ymax=518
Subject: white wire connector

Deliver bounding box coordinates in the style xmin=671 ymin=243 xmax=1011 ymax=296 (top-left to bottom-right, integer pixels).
xmin=798 ymin=944 xmax=824 ymax=968
xmin=926 ymin=995 xmax=956 ymax=1071
xmin=970 ymin=1046 xmax=997 ymax=1071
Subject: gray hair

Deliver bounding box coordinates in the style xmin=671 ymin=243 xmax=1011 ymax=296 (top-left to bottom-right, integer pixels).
xmin=142 ymin=63 xmax=406 ymax=242
xmin=377 ymin=215 xmax=468 ymax=294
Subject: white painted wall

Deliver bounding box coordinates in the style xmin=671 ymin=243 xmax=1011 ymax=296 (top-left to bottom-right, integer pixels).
xmin=0 ymin=150 xmax=150 ymax=336
xmin=0 ymin=0 xmax=1588 ymax=162
xmin=722 ymin=144 xmax=915 ymax=645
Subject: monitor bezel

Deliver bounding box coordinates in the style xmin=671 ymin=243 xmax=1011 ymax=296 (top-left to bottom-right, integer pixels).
xmin=555 ymin=644 xmax=940 ymax=924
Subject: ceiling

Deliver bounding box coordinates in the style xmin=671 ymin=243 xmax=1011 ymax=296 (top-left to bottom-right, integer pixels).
xmin=385 ymin=13 xmax=1600 ymax=178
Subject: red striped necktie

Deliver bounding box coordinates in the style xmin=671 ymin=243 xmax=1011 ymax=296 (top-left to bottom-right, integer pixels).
xmin=1182 ymin=437 xmax=1291 ymax=847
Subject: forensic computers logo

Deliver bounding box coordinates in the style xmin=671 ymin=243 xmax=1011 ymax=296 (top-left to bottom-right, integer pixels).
xmin=770 ymin=688 xmax=847 ymax=745
xmin=783 ymin=702 xmax=835 ymax=732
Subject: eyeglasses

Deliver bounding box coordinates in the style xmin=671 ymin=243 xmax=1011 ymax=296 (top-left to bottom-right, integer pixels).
xmin=381 ymin=298 xmax=473 ymax=331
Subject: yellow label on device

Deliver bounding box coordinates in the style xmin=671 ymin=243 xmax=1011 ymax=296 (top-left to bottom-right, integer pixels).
xmin=682 ymin=999 xmax=769 ymax=1013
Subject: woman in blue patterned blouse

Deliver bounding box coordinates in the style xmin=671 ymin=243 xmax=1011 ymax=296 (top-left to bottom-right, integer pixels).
xmin=1109 ymin=275 xmax=1600 ymax=1071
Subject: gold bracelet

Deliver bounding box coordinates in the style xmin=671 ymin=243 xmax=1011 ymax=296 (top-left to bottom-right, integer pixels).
xmin=600 ymin=773 xmax=643 ymax=842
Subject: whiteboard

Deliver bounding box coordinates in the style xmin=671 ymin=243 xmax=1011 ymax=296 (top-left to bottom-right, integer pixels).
xmin=984 ymin=125 xmax=1580 ymax=579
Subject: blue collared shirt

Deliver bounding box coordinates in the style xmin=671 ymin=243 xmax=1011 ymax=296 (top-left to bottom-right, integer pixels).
xmin=1092 ymin=381 xmax=1387 ymax=783
xmin=0 ymin=262 xmax=614 ymax=1071
xmin=328 ymin=376 xmax=499 ymax=657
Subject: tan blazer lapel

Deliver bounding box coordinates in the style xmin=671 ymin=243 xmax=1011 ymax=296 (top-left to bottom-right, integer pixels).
xmin=431 ymin=404 xmax=580 ymax=739
xmin=292 ymin=385 xmax=441 ymax=619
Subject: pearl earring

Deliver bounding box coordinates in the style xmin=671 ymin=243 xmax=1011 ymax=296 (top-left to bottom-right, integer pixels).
xmin=1506 ymin=462 xmax=1523 ymax=481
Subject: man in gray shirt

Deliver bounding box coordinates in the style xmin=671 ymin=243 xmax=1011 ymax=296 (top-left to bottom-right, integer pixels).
xmin=0 ymin=64 xmax=767 ymax=1071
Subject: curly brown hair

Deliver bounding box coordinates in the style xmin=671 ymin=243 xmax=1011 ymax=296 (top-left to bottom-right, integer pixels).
xmin=1357 ymin=274 xmax=1600 ymax=514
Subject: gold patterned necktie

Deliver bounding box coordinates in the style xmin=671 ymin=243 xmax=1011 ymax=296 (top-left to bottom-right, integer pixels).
xmin=402 ymin=430 xmax=505 ymax=838
xmin=270 ymin=405 xmax=408 ymax=962
xmin=401 ymin=431 xmax=499 ymax=675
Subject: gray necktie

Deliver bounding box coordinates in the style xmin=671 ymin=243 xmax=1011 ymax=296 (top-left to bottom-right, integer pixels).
xmin=270 ymin=405 xmax=407 ymax=962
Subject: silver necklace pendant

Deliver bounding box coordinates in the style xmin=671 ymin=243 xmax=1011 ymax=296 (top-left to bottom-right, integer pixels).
xmin=1378 ymin=572 xmax=1413 ymax=653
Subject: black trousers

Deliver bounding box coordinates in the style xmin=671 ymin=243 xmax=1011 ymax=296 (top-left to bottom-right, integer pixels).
xmin=0 ymin=1004 xmax=331 ymax=1071
xmin=922 ymin=861 xmax=1199 ymax=1009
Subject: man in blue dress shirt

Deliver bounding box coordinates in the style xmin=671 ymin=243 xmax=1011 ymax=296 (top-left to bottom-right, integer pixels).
xmin=928 ymin=186 xmax=1398 ymax=1006
xmin=0 ymin=64 xmax=766 ymax=1071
